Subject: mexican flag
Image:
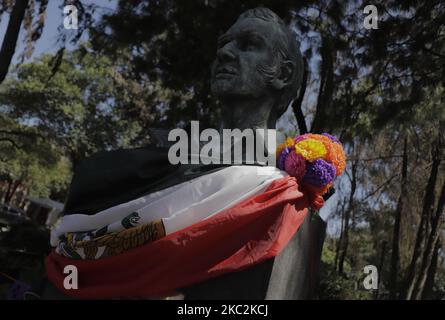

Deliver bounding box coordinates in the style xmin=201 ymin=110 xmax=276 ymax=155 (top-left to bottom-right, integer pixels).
xmin=45 ymin=146 xmax=316 ymax=299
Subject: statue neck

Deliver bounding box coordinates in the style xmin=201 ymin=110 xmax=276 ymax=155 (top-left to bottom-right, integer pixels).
xmin=219 ymin=96 xmax=276 ymax=131
xmin=217 ymin=96 xmax=277 ymax=164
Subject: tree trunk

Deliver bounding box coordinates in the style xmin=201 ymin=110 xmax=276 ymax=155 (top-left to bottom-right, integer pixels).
xmin=403 ymin=141 xmax=441 ymax=299
xmin=7 ymin=180 xmax=21 ymax=204
xmin=389 ymin=136 xmax=408 ymax=299
xmin=3 ymin=178 xmax=13 ymax=203
xmin=421 ymin=239 xmax=440 ymax=299
xmin=374 ymin=240 xmax=387 ymax=300
xmin=311 ymin=36 xmax=334 ymax=133
xmin=0 ymin=0 xmax=30 ymax=84
xmin=291 ymin=58 xmax=308 ymax=134
xmin=334 ymin=202 xmax=345 ymax=271
xmin=412 ymin=177 xmax=445 ymax=299
xmin=337 ymin=158 xmax=357 ymax=274
xmin=18 ymin=186 xmax=28 ymax=208
xmin=4 ymin=179 xmax=21 ymax=204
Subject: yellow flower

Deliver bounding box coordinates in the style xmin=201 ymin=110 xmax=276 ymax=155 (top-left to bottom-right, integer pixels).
xmin=276 ymin=137 xmax=295 ymax=159
xmin=295 ymin=138 xmax=327 ymax=162
xmin=285 ymin=137 xmax=295 ymax=147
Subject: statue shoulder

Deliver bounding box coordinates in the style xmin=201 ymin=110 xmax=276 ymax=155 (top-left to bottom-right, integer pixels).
xmin=64 ymin=146 xmax=172 ymax=216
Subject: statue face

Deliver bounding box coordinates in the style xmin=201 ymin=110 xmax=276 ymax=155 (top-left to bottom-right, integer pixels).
xmin=210 ymin=17 xmax=282 ymax=100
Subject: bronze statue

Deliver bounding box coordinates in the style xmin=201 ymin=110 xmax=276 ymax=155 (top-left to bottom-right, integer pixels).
xmin=42 ymin=8 xmax=325 ymax=300
xmin=211 ymin=7 xmax=304 ymax=131
xmin=180 ymin=8 xmax=325 ymax=300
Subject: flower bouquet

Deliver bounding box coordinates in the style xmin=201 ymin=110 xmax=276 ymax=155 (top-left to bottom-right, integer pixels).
xmin=276 ymin=133 xmax=346 ymax=210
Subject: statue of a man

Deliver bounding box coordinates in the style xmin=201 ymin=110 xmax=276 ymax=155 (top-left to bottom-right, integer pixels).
xmin=181 ymin=8 xmax=326 ymax=300
xmin=43 ymin=8 xmax=325 ymax=301
xmin=211 ymin=8 xmax=304 ymax=131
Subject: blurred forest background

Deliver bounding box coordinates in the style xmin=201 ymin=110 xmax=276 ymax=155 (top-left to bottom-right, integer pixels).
xmin=0 ymin=0 xmax=444 ymax=299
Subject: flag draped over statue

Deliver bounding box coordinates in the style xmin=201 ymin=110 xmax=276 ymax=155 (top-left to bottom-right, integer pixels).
xmin=44 ymin=147 xmax=316 ymax=298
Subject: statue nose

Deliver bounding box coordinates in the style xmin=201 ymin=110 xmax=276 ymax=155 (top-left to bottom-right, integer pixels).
xmin=216 ymin=42 xmax=236 ymax=62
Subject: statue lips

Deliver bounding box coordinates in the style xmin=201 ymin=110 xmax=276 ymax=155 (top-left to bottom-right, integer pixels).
xmin=215 ymin=65 xmax=237 ymax=79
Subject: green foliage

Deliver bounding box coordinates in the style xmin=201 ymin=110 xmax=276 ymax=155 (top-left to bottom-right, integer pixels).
xmin=0 ymin=47 xmax=147 ymax=165
xmin=1 ymin=48 xmax=150 ymax=148
xmin=0 ymin=112 xmax=69 ymax=199
xmin=319 ymin=242 xmax=373 ymax=300
xmin=0 ymin=45 xmax=157 ymax=200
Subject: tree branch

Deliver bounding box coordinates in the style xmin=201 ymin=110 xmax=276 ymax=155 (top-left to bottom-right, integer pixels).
xmin=0 ymin=0 xmax=30 ymax=84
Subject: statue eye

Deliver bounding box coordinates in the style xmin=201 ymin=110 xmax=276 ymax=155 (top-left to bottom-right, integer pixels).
xmin=238 ymin=35 xmax=261 ymax=51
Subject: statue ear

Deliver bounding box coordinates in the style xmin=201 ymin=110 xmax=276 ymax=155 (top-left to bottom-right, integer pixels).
xmin=271 ymin=60 xmax=295 ymax=90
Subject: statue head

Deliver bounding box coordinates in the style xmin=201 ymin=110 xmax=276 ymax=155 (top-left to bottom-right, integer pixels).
xmin=210 ymin=7 xmax=304 ymax=126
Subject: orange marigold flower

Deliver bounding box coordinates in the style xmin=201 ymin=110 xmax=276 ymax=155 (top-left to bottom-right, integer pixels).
xmin=328 ymin=142 xmax=346 ymax=176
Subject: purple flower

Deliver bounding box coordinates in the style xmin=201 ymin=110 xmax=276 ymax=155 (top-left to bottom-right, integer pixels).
xmin=322 ymin=133 xmax=341 ymax=145
xmin=284 ymin=150 xmax=306 ymax=182
xmin=303 ymin=159 xmax=336 ymax=187
xmin=278 ymin=147 xmax=292 ymax=170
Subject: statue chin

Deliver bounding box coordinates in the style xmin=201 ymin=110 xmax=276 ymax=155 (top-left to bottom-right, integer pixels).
xmin=210 ymin=77 xmax=238 ymax=97
xmin=211 ymin=78 xmax=263 ymax=101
